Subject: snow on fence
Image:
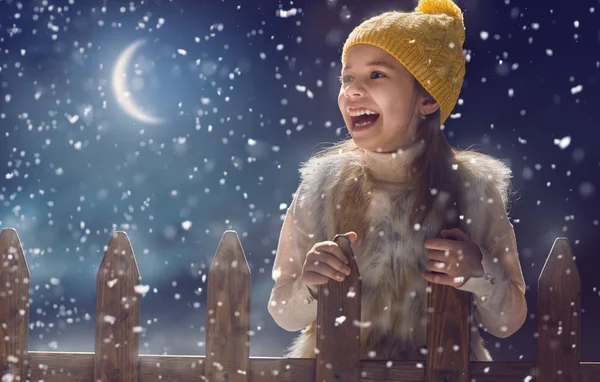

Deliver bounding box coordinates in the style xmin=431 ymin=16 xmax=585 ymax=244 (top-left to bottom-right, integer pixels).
xmin=0 ymin=227 xmax=598 ymax=381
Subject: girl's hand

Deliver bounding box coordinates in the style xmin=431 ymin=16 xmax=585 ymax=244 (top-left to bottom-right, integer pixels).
xmin=422 ymin=228 xmax=484 ymax=288
xmin=301 ymin=231 xmax=358 ymax=296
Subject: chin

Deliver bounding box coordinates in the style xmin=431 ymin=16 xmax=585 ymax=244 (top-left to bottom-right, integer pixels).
xmin=347 ymin=130 xmax=378 ymax=151
xmin=349 ymin=137 xmax=381 ymax=152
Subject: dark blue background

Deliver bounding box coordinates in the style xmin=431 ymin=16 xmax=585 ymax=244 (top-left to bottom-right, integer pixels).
xmin=0 ymin=0 xmax=598 ymax=361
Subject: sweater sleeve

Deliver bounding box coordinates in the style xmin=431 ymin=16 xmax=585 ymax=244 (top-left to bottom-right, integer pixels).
xmin=457 ymin=185 xmax=528 ymax=338
xmin=267 ymin=187 xmax=319 ymax=332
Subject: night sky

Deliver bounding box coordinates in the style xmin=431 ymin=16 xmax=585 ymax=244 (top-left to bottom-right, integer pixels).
xmin=0 ymin=0 xmax=599 ymax=362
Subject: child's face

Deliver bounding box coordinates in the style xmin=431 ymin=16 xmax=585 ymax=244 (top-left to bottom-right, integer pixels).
xmin=338 ymin=44 xmax=426 ymax=153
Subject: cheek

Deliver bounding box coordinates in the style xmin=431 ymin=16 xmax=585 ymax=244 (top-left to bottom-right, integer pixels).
xmin=381 ymin=102 xmax=403 ymax=122
xmin=381 ymin=94 xmax=413 ymax=119
xmin=337 ymin=90 xmax=345 ymax=112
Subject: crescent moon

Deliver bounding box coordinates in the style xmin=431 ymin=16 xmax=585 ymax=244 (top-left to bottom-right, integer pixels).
xmin=112 ymin=39 xmax=164 ymax=125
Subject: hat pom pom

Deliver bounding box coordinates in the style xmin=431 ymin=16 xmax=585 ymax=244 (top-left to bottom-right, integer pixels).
xmin=415 ymin=0 xmax=463 ymax=22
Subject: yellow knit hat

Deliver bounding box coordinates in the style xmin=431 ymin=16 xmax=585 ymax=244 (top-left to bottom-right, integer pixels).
xmin=341 ymin=0 xmax=466 ymax=125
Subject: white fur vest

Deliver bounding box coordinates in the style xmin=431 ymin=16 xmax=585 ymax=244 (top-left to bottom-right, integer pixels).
xmin=283 ymin=147 xmax=512 ymax=362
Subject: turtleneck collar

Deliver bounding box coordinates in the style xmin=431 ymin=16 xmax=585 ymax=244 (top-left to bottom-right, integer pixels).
xmin=361 ymin=142 xmax=425 ymax=183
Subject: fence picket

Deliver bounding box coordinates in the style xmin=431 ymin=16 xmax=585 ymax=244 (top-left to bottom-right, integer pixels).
xmin=426 ymin=283 xmax=471 ymax=382
xmin=205 ymin=230 xmax=251 ymax=382
xmin=94 ymin=231 xmax=141 ymax=382
xmin=315 ymin=234 xmax=361 ymax=382
xmin=0 ymin=228 xmax=30 ymax=382
xmin=537 ymin=238 xmax=581 ymax=382
xmin=0 ymin=228 xmax=595 ymax=381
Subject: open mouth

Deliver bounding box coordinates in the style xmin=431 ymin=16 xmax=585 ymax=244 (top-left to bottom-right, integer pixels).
xmin=350 ymin=112 xmax=380 ymax=130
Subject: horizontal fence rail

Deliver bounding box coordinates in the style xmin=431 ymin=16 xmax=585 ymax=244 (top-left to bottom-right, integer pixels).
xmin=1 ymin=227 xmax=598 ymax=381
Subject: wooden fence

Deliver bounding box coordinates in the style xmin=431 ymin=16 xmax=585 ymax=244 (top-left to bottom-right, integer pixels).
xmin=0 ymin=227 xmax=598 ymax=381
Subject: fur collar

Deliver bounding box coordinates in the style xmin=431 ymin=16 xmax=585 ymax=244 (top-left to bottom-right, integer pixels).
xmin=285 ymin=146 xmax=512 ymax=361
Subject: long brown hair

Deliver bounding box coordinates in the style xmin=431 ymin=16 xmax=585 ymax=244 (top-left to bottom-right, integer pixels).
xmin=408 ymin=79 xmax=464 ymax=230
xmin=309 ymin=77 xmax=465 ymax=230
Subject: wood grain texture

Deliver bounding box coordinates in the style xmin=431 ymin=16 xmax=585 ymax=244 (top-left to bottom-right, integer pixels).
xmin=0 ymin=228 xmax=30 ymax=382
xmin=22 ymin=354 xmax=600 ymax=382
xmin=315 ymin=234 xmax=361 ymax=382
xmin=94 ymin=231 xmax=141 ymax=382
xmin=205 ymin=230 xmax=251 ymax=382
xmin=426 ymin=283 xmax=471 ymax=382
xmin=0 ymin=227 xmax=593 ymax=382
xmin=537 ymin=238 xmax=581 ymax=382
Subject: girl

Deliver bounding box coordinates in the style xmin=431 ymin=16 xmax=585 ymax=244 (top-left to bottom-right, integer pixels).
xmin=268 ymin=0 xmax=527 ymax=361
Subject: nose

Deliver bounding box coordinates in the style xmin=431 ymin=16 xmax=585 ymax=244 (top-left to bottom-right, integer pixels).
xmin=342 ymin=81 xmax=365 ymax=98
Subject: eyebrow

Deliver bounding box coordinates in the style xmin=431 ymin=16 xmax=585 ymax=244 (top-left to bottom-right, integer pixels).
xmin=342 ymin=60 xmax=397 ymax=71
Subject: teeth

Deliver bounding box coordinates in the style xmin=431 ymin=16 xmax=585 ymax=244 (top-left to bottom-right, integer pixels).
xmin=355 ymin=120 xmax=373 ymax=127
xmin=348 ymin=108 xmax=378 ymax=117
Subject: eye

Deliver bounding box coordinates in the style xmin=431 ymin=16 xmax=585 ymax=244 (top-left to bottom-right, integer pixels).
xmin=339 ymin=75 xmax=353 ymax=83
xmin=371 ymin=71 xmax=386 ymax=79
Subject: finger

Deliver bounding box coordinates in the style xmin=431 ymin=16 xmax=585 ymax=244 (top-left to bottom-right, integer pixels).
xmin=441 ymin=228 xmax=470 ymax=242
xmin=427 ymin=249 xmax=452 ymax=262
xmin=422 ymin=271 xmax=465 ymax=287
xmin=304 ymin=260 xmax=347 ymax=283
xmin=303 ymin=270 xmax=344 ymax=287
xmin=310 ymin=249 xmax=351 ymax=276
xmin=343 ymin=231 xmax=358 ymax=245
xmin=322 ymin=241 xmax=352 ymax=267
xmin=425 ymin=260 xmax=450 ymax=274
xmin=423 ymin=238 xmax=460 ymax=251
